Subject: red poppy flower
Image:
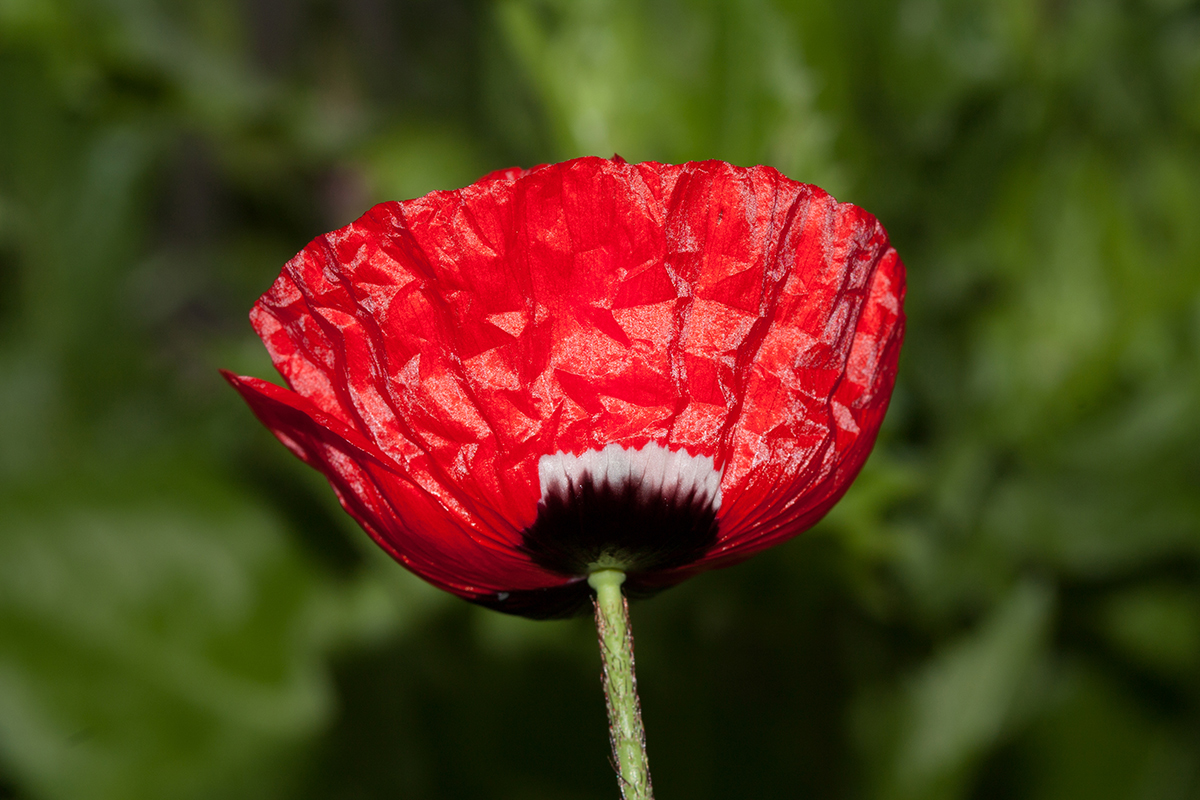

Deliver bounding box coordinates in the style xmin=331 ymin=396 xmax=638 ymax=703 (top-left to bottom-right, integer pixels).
xmin=224 ymin=156 xmax=905 ymax=618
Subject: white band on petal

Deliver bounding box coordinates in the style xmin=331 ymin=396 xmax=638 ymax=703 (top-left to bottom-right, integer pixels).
xmin=538 ymin=442 xmax=722 ymax=510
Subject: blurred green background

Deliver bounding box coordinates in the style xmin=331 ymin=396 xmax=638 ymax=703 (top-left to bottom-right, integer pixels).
xmin=2 ymin=0 xmax=1199 ymax=798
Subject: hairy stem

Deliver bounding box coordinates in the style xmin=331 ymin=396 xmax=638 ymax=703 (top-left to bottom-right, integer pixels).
xmin=589 ymin=569 xmax=654 ymax=800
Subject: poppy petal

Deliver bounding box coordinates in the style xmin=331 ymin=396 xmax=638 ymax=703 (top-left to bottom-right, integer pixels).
xmin=227 ymin=157 xmax=905 ymax=617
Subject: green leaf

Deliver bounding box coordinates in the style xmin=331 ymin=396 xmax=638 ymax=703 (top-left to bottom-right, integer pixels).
xmin=0 ymin=474 xmax=333 ymax=800
xmin=867 ymin=581 xmax=1054 ymax=800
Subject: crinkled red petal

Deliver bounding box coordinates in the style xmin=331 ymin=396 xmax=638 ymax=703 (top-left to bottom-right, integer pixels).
xmin=235 ymin=156 xmax=905 ymax=602
xmin=222 ymin=371 xmax=571 ymax=597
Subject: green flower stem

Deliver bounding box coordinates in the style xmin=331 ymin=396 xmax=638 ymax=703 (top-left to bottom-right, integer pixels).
xmin=588 ymin=569 xmax=654 ymax=800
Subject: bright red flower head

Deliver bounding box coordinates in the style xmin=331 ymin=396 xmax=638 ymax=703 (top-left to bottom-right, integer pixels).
xmin=224 ymin=156 xmax=905 ymax=618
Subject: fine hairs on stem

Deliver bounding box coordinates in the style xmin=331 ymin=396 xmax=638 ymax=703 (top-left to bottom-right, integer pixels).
xmin=589 ymin=569 xmax=653 ymax=800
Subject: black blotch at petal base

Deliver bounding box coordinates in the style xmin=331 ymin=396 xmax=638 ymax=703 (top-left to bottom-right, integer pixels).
xmin=472 ymin=471 xmax=719 ymax=619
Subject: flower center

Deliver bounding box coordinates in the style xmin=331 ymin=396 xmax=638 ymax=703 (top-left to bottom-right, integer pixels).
xmin=520 ymin=443 xmax=722 ymax=577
